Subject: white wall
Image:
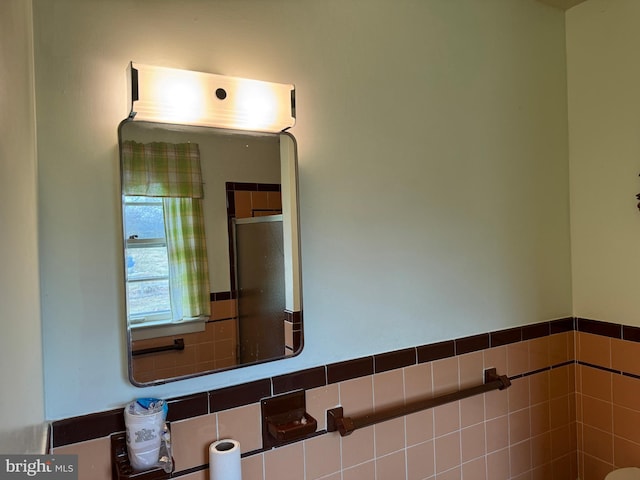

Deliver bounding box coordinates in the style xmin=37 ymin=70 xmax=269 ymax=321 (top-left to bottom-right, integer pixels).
xmin=567 ymin=0 xmax=640 ymax=325
xmin=32 ymin=0 xmax=572 ymax=420
xmin=0 ymin=0 xmax=46 ymax=453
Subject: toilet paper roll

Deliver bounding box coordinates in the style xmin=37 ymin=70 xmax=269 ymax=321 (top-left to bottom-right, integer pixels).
xmin=209 ymin=439 xmax=241 ymax=480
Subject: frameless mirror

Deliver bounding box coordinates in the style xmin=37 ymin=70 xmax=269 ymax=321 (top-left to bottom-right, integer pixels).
xmin=118 ymin=119 xmax=302 ymax=386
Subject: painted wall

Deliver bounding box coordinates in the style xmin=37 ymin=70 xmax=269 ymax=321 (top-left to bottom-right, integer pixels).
xmin=31 ymin=0 xmax=572 ymax=420
xmin=566 ymin=0 xmax=640 ymax=326
xmin=0 ymin=0 xmax=45 ymax=453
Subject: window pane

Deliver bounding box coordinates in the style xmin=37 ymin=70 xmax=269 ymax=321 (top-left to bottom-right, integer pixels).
xmin=126 ymin=196 xmax=162 ymax=203
xmin=126 ymin=246 xmax=169 ymax=280
xmin=127 ymin=279 xmax=171 ymax=317
xmin=124 ymin=203 xmax=165 ymax=239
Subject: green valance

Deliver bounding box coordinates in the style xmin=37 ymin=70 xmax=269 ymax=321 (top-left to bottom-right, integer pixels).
xmin=121 ymin=141 xmax=203 ymax=198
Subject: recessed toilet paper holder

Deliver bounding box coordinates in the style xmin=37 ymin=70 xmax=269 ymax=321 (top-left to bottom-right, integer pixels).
xmin=110 ymin=432 xmax=171 ymax=480
xmin=261 ymin=390 xmax=317 ymax=448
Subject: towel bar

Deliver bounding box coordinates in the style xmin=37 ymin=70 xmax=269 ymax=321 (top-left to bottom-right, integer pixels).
xmin=131 ymin=338 xmax=185 ymax=356
xmin=326 ymin=368 xmax=510 ymax=437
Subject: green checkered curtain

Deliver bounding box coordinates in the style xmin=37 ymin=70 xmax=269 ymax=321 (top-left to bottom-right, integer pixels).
xmin=164 ymin=197 xmax=211 ymax=320
xmin=121 ymin=141 xmax=203 ymax=198
xmin=121 ymin=140 xmax=210 ymax=320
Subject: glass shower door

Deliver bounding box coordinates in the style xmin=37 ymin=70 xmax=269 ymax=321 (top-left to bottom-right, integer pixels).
xmin=233 ymin=215 xmax=285 ymax=363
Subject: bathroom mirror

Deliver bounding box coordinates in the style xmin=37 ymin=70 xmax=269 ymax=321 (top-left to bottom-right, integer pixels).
xmin=118 ymin=119 xmax=302 ymax=386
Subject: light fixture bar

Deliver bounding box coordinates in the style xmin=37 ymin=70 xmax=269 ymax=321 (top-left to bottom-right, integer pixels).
xmin=127 ymin=62 xmax=295 ymax=133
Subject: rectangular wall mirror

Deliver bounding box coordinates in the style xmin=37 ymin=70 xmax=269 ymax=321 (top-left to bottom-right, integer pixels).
xmin=118 ymin=119 xmax=302 ymax=386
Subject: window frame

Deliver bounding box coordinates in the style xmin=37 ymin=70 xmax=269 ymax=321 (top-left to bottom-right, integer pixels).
xmin=123 ymin=196 xmax=173 ymax=325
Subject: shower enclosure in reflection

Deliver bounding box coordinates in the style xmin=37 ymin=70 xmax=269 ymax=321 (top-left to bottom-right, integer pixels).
xmin=234 ymin=215 xmax=286 ymax=363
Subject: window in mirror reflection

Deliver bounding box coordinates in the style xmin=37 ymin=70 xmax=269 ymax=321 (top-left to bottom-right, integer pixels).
xmin=124 ymin=196 xmax=172 ymax=323
xmin=121 ymin=140 xmax=211 ymax=329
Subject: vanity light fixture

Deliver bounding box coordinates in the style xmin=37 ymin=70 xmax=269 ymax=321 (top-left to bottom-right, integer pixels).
xmin=126 ymin=62 xmax=295 ymax=133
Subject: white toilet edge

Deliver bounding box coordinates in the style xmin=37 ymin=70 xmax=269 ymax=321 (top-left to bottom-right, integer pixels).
xmin=605 ymin=467 xmax=640 ymax=480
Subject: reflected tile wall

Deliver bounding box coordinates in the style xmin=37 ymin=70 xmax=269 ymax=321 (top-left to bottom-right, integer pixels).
xmin=130 ymin=297 xmax=238 ymax=383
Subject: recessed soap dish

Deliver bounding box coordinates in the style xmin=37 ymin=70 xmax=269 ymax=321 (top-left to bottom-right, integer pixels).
xmin=261 ymin=390 xmax=317 ymax=448
xmin=267 ymin=408 xmax=317 ymax=442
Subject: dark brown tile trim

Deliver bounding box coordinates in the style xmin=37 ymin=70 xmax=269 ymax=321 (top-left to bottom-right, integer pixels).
xmin=285 ymin=310 xmax=303 ymax=352
xmin=272 ymin=367 xmax=326 ymax=395
xmin=576 ymin=360 xmax=640 ymax=382
xmin=577 ymin=360 xmax=620 ymax=376
xmin=285 ymin=310 xmax=302 ymax=327
xmin=623 ymin=325 xmax=640 ymax=342
xmin=522 ymin=323 xmax=550 ymax=340
xmin=225 ymin=182 xmax=281 ymax=192
xmin=455 ymin=334 xmax=489 ymax=355
xmin=375 ymin=348 xmax=416 ymax=373
xmin=209 ymin=379 xmax=272 ymax=413
xmin=417 ymin=340 xmax=455 ymax=363
xmin=490 ymin=327 xmax=521 ymax=347
xmin=327 ymin=357 xmax=374 ymax=384
xmin=166 ymin=393 xmax=209 ymax=422
xmin=509 ymin=360 xmax=576 ymax=381
xmin=53 ymin=315 xmax=621 ymax=448
xmin=52 ymin=409 xmax=124 ymax=448
xmin=550 ymin=317 xmax=574 ymax=334
xmin=576 ymin=318 xmax=622 ymax=338
xmin=210 ymin=291 xmax=236 ymax=301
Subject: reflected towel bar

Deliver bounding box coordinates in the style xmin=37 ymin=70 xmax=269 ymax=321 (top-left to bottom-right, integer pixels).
xmin=326 ymin=368 xmax=510 ymax=437
xmin=132 ymin=338 xmax=185 ymax=356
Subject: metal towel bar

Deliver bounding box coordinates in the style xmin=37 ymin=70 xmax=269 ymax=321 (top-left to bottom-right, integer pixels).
xmin=326 ymin=368 xmax=511 ymax=437
xmin=131 ymin=338 xmax=185 ymax=356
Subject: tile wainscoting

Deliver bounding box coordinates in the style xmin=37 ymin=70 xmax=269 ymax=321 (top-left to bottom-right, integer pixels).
xmin=51 ymin=318 xmax=640 ymax=480
xmin=131 ymin=294 xmax=240 ymax=384
xmin=575 ymin=321 xmax=640 ymax=480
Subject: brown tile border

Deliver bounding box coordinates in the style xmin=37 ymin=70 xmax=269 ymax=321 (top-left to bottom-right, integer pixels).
xmin=209 ymin=379 xmax=272 ymax=413
xmin=374 ymin=348 xmax=416 ymax=373
xmin=285 ymin=310 xmax=303 ymax=353
xmin=226 ymin=182 xmax=281 ymax=192
xmin=272 ymin=366 xmax=326 ymax=394
xmin=490 ymin=327 xmax=521 ymax=347
xmin=417 ymin=340 xmax=455 ymax=363
xmin=550 ymin=317 xmax=574 ymax=334
xmin=166 ymin=393 xmax=209 ymax=422
xmin=210 ymin=291 xmax=236 ymax=301
xmin=455 ymin=333 xmax=490 ymax=355
xmin=327 ymin=357 xmax=374 ymax=384
xmin=52 ymin=409 xmax=124 ymax=448
xmin=51 ymin=315 xmax=600 ymax=449
xmin=522 ymin=322 xmax=549 ymax=340
xmin=577 ymin=360 xmax=640 ymax=382
xmin=576 ymin=317 xmax=621 ymax=338
xmin=623 ymin=325 xmax=640 ymax=342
